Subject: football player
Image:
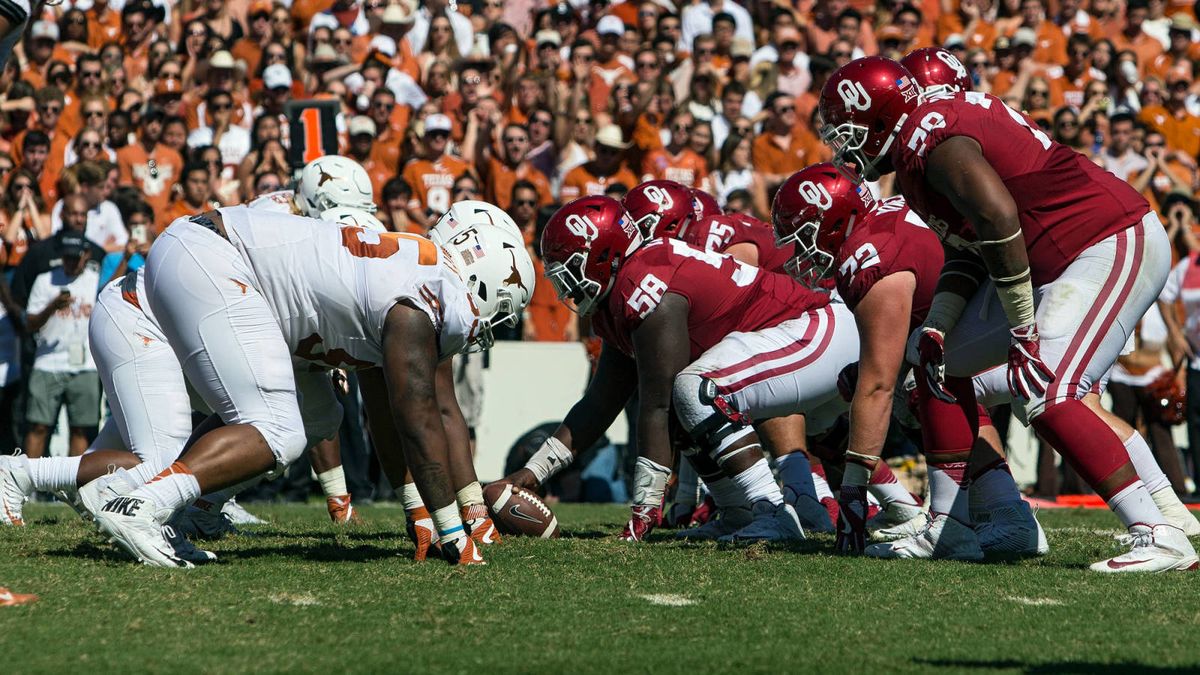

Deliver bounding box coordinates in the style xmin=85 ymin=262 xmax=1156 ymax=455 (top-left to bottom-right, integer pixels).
xmin=87 ymin=206 xmax=532 ymax=567
xmin=818 ymin=56 xmax=1197 ymax=571
xmin=776 ymin=164 xmax=1046 ymax=559
xmin=900 ymin=47 xmax=1200 ymax=540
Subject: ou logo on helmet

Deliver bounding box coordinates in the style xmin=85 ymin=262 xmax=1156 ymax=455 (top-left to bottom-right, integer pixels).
xmin=642 ymin=185 xmax=674 ymax=210
xmin=935 ymin=50 xmax=967 ymax=80
xmin=798 ymin=181 xmax=833 ymax=210
xmin=837 ymin=79 xmax=872 ymax=112
xmin=565 ymin=213 xmax=599 ymax=240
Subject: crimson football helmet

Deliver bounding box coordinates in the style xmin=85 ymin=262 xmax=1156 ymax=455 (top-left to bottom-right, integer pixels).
xmin=623 ymin=180 xmax=695 ymax=240
xmin=541 ymin=196 xmax=643 ymax=316
xmin=773 ymin=163 xmax=874 ymax=287
xmin=818 ymin=56 xmax=921 ymax=181
xmin=900 ymin=47 xmax=971 ymax=97
xmin=690 ymin=189 xmax=721 ymax=222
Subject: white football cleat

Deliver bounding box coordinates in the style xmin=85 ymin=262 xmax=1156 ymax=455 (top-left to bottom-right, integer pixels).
xmin=0 ymin=454 xmax=33 ymax=526
xmin=1150 ymin=487 xmax=1200 ymax=537
xmin=718 ymin=500 xmax=805 ymax=543
xmin=176 ymin=504 xmax=239 ymax=539
xmin=162 ymin=522 xmax=218 ymax=564
xmin=867 ymin=499 xmax=924 ymax=532
xmin=785 ymin=488 xmax=835 ymax=534
xmin=96 ymin=495 xmax=193 ymax=568
xmin=222 ymin=498 xmax=266 ymax=525
xmin=870 ymin=511 xmax=929 ymax=542
xmin=675 ymin=506 xmax=753 ymax=541
xmin=865 ymin=513 xmax=984 ymax=561
xmin=976 ymin=501 xmax=1048 ymax=556
xmin=77 ymin=473 xmax=124 ymax=521
xmin=1091 ymin=524 xmax=1199 ymax=573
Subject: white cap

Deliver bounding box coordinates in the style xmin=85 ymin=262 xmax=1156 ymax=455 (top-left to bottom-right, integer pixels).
xmin=370 ymin=35 xmax=397 ymax=57
xmin=263 ymin=64 xmax=293 ymax=90
xmin=944 ymin=32 xmax=965 ymax=48
xmin=596 ymin=15 xmax=625 ymax=36
xmin=594 ymin=123 xmax=630 ymax=149
xmin=348 ymin=115 xmax=377 ymax=137
xmin=209 ymin=50 xmax=236 ymax=69
xmin=382 ymin=0 xmax=417 ymax=25
xmin=30 ymin=20 xmax=59 ymax=41
xmin=535 ymin=29 xmax=562 ymax=47
xmin=1012 ymin=27 xmax=1037 ymax=47
xmin=424 ymin=113 xmax=452 ymax=134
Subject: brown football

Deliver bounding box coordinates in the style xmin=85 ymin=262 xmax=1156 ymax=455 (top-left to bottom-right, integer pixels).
xmin=483 ymin=482 xmax=561 ymax=539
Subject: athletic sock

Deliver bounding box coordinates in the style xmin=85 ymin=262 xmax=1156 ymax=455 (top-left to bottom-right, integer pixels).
xmin=1109 ymin=479 xmax=1168 ymax=528
xmin=867 ymin=461 xmax=918 ymax=507
xmin=675 ymin=460 xmax=700 ymax=508
xmin=706 ymin=476 xmax=748 ymax=509
xmin=316 ymin=465 xmax=348 ymax=498
xmin=927 ymin=461 xmax=970 ymax=522
xmin=26 ymin=456 xmax=81 ymax=492
xmin=133 ymin=461 xmax=201 ymax=513
xmin=129 ymin=462 xmax=160 ymax=486
xmin=729 ymin=457 xmax=783 ymax=506
xmin=455 ymin=481 xmax=484 ymax=508
xmin=1122 ymin=432 xmax=1171 ymax=494
xmin=811 ymin=466 xmax=835 ymax=502
xmin=776 ymin=452 xmax=817 ymax=503
xmin=401 ymin=482 xmax=425 ymax=512
xmin=430 ymin=502 xmax=466 ymax=547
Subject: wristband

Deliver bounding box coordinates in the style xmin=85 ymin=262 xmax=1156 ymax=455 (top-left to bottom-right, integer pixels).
xmin=525 ymin=436 xmax=574 ymax=483
xmin=992 ymin=270 xmax=1036 ymax=328
xmin=924 ymin=291 xmax=969 ymax=335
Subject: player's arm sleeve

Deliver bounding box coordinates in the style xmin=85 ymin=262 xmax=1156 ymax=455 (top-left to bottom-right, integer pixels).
xmin=926 ymin=136 xmax=1033 ymax=329
xmin=631 ymin=292 xmax=691 ymax=467
xmin=924 ymin=246 xmax=988 ymax=334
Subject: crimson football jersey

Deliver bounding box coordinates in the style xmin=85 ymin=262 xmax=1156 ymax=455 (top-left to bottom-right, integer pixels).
xmin=592 ymin=238 xmax=828 ymax=359
xmin=893 ymin=91 xmax=1148 ymax=285
xmin=834 ymin=196 xmax=944 ymax=332
xmin=681 ymin=213 xmax=793 ymax=275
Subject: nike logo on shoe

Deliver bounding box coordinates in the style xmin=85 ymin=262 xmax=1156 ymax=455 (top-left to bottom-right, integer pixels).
xmin=101 ymin=496 xmax=144 ymax=517
xmin=1106 ymin=558 xmax=1154 ymax=570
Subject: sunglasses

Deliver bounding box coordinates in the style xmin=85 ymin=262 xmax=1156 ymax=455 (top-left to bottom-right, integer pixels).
xmin=503 ymin=136 xmax=528 ymax=143
xmin=696 ymin=47 xmax=715 ymax=56
xmin=780 ymin=41 xmax=799 ymax=51
xmin=575 ymin=117 xmax=592 ymax=124
xmin=1057 ymin=119 xmax=1078 ymax=127
xmin=636 ymin=60 xmax=658 ymax=68
xmin=13 ymin=182 xmax=32 ymax=190
xmin=84 ymin=110 xmax=105 ymax=118
xmin=454 ymin=186 xmax=478 ymax=195
xmin=80 ymin=70 xmax=102 ymax=79
xmin=576 ymin=53 xmax=595 ymax=62
xmin=831 ymin=51 xmax=851 ymax=58
xmin=513 ymin=199 xmax=537 ymax=207
xmin=333 ymin=38 xmax=352 ymax=46
xmin=427 ymin=130 xmax=450 ymax=139
xmin=774 ymin=105 xmax=795 ymax=114
xmin=373 ymin=101 xmax=396 ymax=110
xmin=211 ymin=102 xmax=233 ymax=111
xmin=672 ymin=124 xmax=692 ymax=132
xmin=258 ymin=182 xmax=282 ymax=191
xmin=39 ymin=105 xmax=63 ymax=114
xmin=1029 ymin=89 xmax=1049 ymax=95
xmin=79 ymin=141 xmax=101 ymax=149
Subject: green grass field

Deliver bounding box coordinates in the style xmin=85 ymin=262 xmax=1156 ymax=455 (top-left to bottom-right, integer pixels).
xmin=2 ymin=502 xmax=1198 ymax=674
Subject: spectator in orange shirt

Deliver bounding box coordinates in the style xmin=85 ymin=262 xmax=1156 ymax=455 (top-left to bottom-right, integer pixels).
xmin=477 ymin=121 xmax=554 ymax=211
xmin=87 ymin=0 xmax=124 ymax=50
xmin=24 ymin=21 xmax=60 ymax=90
xmin=1139 ymin=69 xmax=1200 ymax=159
xmin=1137 ymin=130 xmax=1198 ymax=213
xmin=367 ymin=88 xmax=403 ymax=173
xmin=1147 ymin=16 xmax=1197 ymax=82
xmin=1016 ymin=0 xmax=1067 ymax=65
xmin=593 ymin=17 xmax=635 ymax=108
xmin=937 ymin=0 xmax=997 ymax=51
xmin=58 ymin=55 xmax=106 ymax=140
xmin=1112 ymin=0 xmax=1164 ymax=74
xmin=158 ymin=162 xmax=218 ymax=230
xmin=560 ymin=125 xmax=638 ymax=201
xmin=641 ymin=108 xmax=710 ymax=190
xmin=1046 ymin=34 xmax=1100 ymax=109
xmin=752 ymin=92 xmax=825 ymax=193
xmin=401 ymin=113 xmax=471 ymax=229
xmin=116 ymin=108 xmax=184 ymax=226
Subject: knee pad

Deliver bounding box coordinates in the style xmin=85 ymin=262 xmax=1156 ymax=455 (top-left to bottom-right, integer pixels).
xmin=673 ymin=373 xmax=752 ymax=452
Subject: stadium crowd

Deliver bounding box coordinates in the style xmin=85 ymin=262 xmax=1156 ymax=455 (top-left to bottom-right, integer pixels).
xmin=0 ymin=0 xmax=1198 ymax=503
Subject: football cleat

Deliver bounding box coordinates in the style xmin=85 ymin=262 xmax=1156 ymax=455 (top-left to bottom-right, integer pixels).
xmin=871 ymin=511 xmax=930 ymax=542
xmin=222 ymin=498 xmax=267 ymax=525
xmin=619 ymin=505 xmax=661 ymax=542
xmin=1091 ymin=524 xmax=1199 ymax=573
xmin=176 ymin=503 xmax=239 ymax=540
xmin=689 ymin=495 xmax=716 ymax=527
xmin=405 ymin=508 xmax=440 ymax=561
xmin=96 ymin=495 xmax=193 ymax=568
xmin=865 ymin=513 xmax=984 ymax=561
xmin=787 ymin=490 xmax=836 ymax=534
xmin=77 ymin=473 xmax=124 ymax=521
xmin=867 ymin=498 xmax=925 ymax=532
xmin=719 ymin=500 xmax=806 ymax=543
xmin=326 ymin=495 xmax=359 ymax=524
xmin=441 ymin=535 xmax=485 ymax=565
xmin=0 ymin=453 xmax=33 ymax=526
xmin=976 ymin=501 xmax=1048 ymax=556
xmin=462 ymin=504 xmax=501 ymax=546
xmin=675 ymin=505 xmax=752 ymax=540
xmin=0 ymin=587 xmax=38 ymax=606
xmin=162 ymin=522 xmax=218 ymax=564
xmin=1150 ymin=487 xmax=1200 ymax=537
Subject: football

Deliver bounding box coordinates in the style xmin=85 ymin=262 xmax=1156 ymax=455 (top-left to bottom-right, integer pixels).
xmin=483 ymin=482 xmax=561 ymax=539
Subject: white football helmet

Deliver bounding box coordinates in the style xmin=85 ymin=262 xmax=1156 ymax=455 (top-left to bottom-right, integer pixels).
xmin=320 ymin=206 xmax=387 ymax=233
xmin=429 ymin=200 xmax=525 ymax=247
xmin=442 ymin=224 xmax=536 ymax=352
xmin=294 ymin=156 xmax=376 ymax=217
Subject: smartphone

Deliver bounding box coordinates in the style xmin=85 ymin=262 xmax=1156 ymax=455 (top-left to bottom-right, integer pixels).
xmin=131 ymin=224 xmax=148 ymax=245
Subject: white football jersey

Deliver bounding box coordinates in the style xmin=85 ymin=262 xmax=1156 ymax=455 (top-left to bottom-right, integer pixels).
xmin=248 ymin=190 xmax=299 ymax=214
xmin=220 ymin=206 xmax=477 ymax=370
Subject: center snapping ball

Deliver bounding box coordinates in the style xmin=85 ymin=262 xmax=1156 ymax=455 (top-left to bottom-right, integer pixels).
xmin=483 ymin=482 xmax=561 ymax=539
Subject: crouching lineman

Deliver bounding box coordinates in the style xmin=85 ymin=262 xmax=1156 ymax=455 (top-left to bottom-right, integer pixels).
xmin=86 ymin=205 xmax=533 ymax=567
xmin=503 ymin=195 xmax=859 ymax=543
xmin=819 ymin=56 xmax=1197 ymax=571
